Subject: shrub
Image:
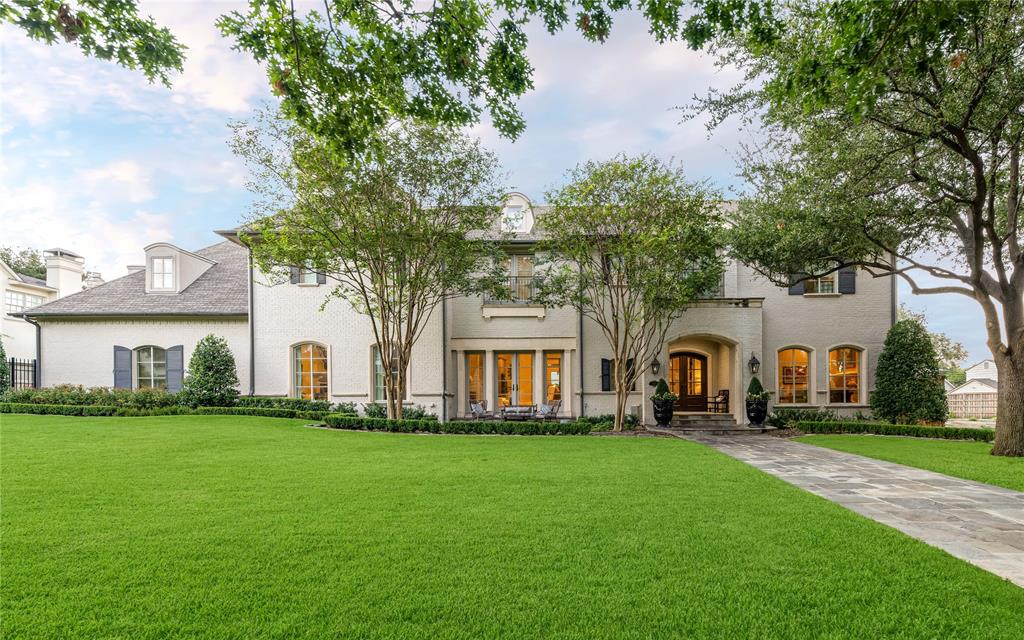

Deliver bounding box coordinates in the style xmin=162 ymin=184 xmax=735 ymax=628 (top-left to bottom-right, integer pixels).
xmin=324 ymin=414 xmax=592 ymax=435
xmin=871 ymin=319 xmax=948 ymax=424
xmin=401 ymin=404 xmax=437 ymax=421
xmin=795 ymin=420 xmax=993 ymax=442
xmin=177 ymin=335 xmax=240 ymax=407
xmin=766 ymin=407 xmax=838 ymax=428
xmin=2 ymin=385 xmax=179 ymax=408
xmin=235 ymin=396 xmax=342 ymax=413
xmin=0 ymin=337 xmax=9 ymax=393
xmin=577 ymin=414 xmax=639 ymax=429
xmin=362 ymin=403 xmax=387 ymax=418
xmin=0 ymin=402 xmax=329 ymax=420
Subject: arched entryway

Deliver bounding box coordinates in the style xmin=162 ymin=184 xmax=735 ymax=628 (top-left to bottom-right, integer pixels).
xmin=668 ymin=352 xmax=708 ymax=411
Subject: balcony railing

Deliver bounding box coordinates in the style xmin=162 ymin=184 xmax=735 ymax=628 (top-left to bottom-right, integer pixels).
xmin=485 ymin=275 xmax=536 ymax=304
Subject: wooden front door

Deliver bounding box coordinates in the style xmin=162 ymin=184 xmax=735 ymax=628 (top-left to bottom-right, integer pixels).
xmin=668 ymin=352 xmax=708 ymax=411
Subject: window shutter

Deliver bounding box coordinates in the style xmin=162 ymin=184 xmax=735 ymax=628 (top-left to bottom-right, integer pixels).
xmin=788 ymin=273 xmax=806 ymax=295
xmin=316 ymin=271 xmax=326 ymax=285
xmin=113 ymin=346 xmax=132 ymax=389
xmin=166 ymin=345 xmax=184 ymax=392
xmin=289 ymin=266 xmax=300 ymax=284
xmin=838 ymin=266 xmax=856 ymax=294
xmin=600 ymin=358 xmax=611 ymax=392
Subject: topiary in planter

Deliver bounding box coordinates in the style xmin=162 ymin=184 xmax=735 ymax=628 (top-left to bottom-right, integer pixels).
xmin=650 ymin=378 xmax=678 ymax=427
xmin=745 ymin=376 xmax=769 ymax=426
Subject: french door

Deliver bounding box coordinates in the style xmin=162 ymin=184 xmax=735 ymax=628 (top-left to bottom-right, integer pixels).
xmin=496 ymin=352 xmax=534 ymax=407
xmin=668 ymin=352 xmax=708 ymax=411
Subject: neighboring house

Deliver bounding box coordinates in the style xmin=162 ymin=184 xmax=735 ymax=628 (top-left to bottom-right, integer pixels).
xmin=24 ymin=195 xmax=897 ymax=424
xmin=2 ymin=248 xmax=93 ymax=361
xmin=948 ymin=359 xmax=999 ymax=418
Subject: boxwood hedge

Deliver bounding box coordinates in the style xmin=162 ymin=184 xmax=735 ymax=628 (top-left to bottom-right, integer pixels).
xmin=0 ymin=403 xmax=329 ymax=420
xmin=796 ymin=420 xmax=994 ymax=442
xmin=324 ymin=415 xmax=592 ymax=435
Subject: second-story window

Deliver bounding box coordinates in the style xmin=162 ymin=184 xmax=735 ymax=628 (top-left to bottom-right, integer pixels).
xmin=299 ymin=268 xmax=319 ymax=284
xmin=804 ymin=273 xmax=836 ymax=294
xmin=4 ymin=291 xmax=44 ymax=314
xmin=507 ymin=254 xmax=534 ymax=302
xmin=151 ymin=257 xmax=174 ymax=290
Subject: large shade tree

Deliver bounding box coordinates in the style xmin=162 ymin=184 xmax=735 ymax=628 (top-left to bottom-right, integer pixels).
xmin=232 ymin=113 xmax=507 ymax=419
xmin=217 ymin=0 xmax=775 ymax=156
xmin=1 ymin=0 xmax=184 ymax=84
xmin=710 ymin=1 xmax=1024 ymax=455
xmin=535 ymin=155 xmax=726 ymax=432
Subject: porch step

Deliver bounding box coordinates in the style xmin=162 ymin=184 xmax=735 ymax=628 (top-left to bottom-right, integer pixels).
xmin=655 ymin=414 xmax=775 ymax=435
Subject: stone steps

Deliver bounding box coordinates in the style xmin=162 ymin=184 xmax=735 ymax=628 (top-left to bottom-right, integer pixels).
xmin=651 ymin=413 xmax=775 ymax=435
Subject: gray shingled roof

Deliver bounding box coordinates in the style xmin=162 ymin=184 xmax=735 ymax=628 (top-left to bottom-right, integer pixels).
xmin=25 ymin=241 xmax=248 ymax=317
xmin=15 ymin=272 xmax=49 ymax=287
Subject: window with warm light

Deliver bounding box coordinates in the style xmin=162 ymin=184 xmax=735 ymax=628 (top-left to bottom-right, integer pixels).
xmin=466 ymin=352 xmax=484 ymax=407
xmin=778 ymin=348 xmax=810 ymax=403
xmin=829 ymin=347 xmax=860 ymax=403
xmin=545 ymin=352 xmax=562 ymax=402
xmin=294 ymin=343 xmax=328 ymax=400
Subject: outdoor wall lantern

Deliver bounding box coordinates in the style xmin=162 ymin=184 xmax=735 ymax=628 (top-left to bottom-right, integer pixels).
xmin=748 ymin=353 xmax=761 ymax=375
xmin=650 ymin=357 xmax=661 ymax=375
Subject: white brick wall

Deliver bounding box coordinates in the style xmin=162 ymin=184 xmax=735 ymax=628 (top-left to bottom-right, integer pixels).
xmin=38 ymin=317 xmax=249 ymax=389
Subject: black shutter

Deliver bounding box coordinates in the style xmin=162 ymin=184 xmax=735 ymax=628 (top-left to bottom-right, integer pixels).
xmin=166 ymin=345 xmax=184 ymax=392
xmin=838 ymin=266 xmax=856 ymax=294
xmin=113 ymin=346 xmax=132 ymax=389
xmin=289 ymin=266 xmax=300 ymax=284
xmin=600 ymin=358 xmax=611 ymax=392
xmin=316 ymin=271 xmax=326 ymax=285
xmin=788 ymin=273 xmax=806 ymax=295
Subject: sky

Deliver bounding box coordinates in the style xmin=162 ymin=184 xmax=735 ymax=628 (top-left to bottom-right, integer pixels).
xmin=0 ymin=1 xmax=991 ymax=364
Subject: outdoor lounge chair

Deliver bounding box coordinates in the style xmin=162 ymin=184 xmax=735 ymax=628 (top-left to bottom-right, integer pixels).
xmin=708 ymin=390 xmax=729 ymax=414
xmin=469 ymin=401 xmax=493 ymax=420
xmin=536 ymin=399 xmax=562 ymax=421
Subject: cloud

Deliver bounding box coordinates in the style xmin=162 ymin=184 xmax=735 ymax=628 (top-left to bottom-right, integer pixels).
xmin=80 ymin=160 xmax=156 ymax=203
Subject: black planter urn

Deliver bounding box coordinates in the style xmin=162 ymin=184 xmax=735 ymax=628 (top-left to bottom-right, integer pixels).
xmin=745 ymin=399 xmax=768 ymax=426
xmin=652 ymin=399 xmax=675 ymax=427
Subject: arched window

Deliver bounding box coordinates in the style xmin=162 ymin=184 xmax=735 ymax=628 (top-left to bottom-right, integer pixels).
xmin=293 ymin=343 xmax=328 ymax=400
xmin=829 ymin=347 xmax=861 ymax=404
xmin=778 ymin=348 xmax=810 ymax=404
xmin=136 ymin=346 xmax=167 ymax=389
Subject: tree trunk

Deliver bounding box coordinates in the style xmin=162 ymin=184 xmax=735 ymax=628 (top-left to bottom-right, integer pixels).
xmin=613 ymin=385 xmax=629 ymax=432
xmin=992 ymin=353 xmax=1024 ymax=457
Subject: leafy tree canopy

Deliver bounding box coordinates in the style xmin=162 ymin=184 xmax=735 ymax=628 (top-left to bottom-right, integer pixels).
xmin=0 ymin=246 xmax=46 ymax=281
xmin=898 ymin=305 xmax=969 ymax=370
xmin=217 ymin=0 xmax=776 ymax=156
xmin=1 ymin=0 xmax=185 ymax=85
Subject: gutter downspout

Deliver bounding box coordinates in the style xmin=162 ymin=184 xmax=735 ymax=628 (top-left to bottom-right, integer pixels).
xmin=578 ymin=309 xmax=584 ymax=418
xmin=890 ymin=254 xmax=898 ymax=327
xmin=22 ymin=314 xmax=41 ymax=388
xmin=441 ymin=297 xmax=447 ymax=423
xmin=247 ymin=247 xmax=255 ymax=396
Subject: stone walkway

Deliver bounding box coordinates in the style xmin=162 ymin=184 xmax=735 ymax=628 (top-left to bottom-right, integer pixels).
xmin=684 ymin=434 xmax=1024 ymax=587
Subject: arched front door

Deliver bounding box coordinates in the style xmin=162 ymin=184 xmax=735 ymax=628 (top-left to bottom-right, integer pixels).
xmin=668 ymin=352 xmax=708 ymax=411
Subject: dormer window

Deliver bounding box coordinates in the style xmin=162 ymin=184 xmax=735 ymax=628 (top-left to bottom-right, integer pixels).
xmin=151 ymin=257 xmax=174 ymax=290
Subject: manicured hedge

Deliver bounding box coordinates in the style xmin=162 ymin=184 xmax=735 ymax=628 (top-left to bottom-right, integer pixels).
xmin=796 ymin=420 xmax=995 ymax=442
xmin=0 ymin=403 xmax=328 ymax=420
xmin=324 ymin=414 xmax=592 ymax=435
xmin=234 ymin=396 xmax=349 ymax=413
xmin=2 ymin=386 xmax=179 ymax=408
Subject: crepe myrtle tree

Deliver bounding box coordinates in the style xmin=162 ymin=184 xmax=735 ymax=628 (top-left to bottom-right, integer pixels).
xmin=534 ymin=155 xmax=726 ymax=432
xmin=232 ymin=112 xmax=508 ymax=419
xmin=699 ymin=1 xmax=1024 ymax=456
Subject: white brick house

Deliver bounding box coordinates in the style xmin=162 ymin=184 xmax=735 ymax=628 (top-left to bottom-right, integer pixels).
xmin=24 ymin=195 xmax=896 ymax=424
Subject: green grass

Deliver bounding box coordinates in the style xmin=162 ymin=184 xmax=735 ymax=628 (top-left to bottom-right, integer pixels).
xmin=796 ymin=434 xmax=1024 ymax=492
xmin=3 ymin=415 xmax=1023 ymax=639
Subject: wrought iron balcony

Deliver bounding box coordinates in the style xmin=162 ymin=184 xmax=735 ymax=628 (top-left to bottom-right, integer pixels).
xmin=485 ymin=275 xmax=537 ymax=304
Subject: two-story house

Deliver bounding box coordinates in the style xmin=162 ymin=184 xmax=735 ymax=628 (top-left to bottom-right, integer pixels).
xmin=23 ymin=195 xmax=896 ymax=424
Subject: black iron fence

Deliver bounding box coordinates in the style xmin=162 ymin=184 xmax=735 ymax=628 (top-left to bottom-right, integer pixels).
xmin=9 ymin=358 xmax=37 ymax=389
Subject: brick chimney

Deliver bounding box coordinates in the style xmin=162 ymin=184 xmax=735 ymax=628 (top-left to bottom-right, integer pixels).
xmin=44 ymin=248 xmax=85 ymax=297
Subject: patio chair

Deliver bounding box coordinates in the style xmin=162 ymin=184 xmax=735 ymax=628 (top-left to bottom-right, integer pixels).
xmin=536 ymin=399 xmax=562 ymax=421
xmin=708 ymin=390 xmax=729 ymax=414
xmin=469 ymin=401 xmax=493 ymax=420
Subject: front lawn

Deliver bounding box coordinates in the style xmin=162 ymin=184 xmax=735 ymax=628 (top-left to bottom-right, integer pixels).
xmin=3 ymin=415 xmax=1023 ymax=639
xmin=796 ymin=434 xmax=1024 ymax=492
